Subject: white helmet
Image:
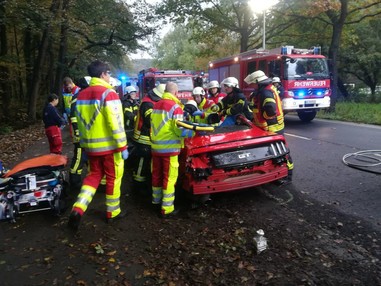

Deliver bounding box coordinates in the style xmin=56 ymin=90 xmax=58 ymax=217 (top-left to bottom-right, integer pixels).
xmin=192 ymin=86 xmax=205 ymax=96
xmin=244 ymin=70 xmax=268 ymax=84
xmin=207 ymin=80 xmax=220 ymax=89
xmin=221 ymin=77 xmax=239 ymax=88
xmin=125 ymin=86 xmax=137 ymax=93
xmin=185 ymin=99 xmax=198 ymax=109
xmin=272 ymin=77 xmax=281 ymax=83
xmin=153 ymin=83 xmax=165 ymax=98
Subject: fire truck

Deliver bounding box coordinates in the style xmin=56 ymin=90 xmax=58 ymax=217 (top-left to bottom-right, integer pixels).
xmin=137 ymin=68 xmax=194 ymax=103
xmin=208 ymin=46 xmax=331 ymax=122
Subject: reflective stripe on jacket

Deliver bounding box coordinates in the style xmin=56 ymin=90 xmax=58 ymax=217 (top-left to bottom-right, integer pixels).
xmin=62 ymin=85 xmax=79 ymax=115
xmin=75 ymin=78 xmax=127 ymax=156
xmin=194 ymin=97 xmax=215 ymax=124
xmin=133 ymin=95 xmax=156 ymax=145
xmin=252 ymin=84 xmax=284 ymax=133
xmin=151 ymin=92 xmax=193 ymax=156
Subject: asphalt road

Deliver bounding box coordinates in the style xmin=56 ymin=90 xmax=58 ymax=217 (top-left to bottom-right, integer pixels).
xmin=283 ymin=115 xmax=381 ymax=232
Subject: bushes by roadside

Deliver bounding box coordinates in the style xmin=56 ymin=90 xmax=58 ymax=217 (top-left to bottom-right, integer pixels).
xmin=317 ymin=102 xmax=381 ymax=125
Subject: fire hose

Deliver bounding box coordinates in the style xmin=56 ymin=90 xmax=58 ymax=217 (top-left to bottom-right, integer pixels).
xmin=176 ymin=120 xmax=215 ymax=132
xmin=342 ymin=150 xmax=381 ymax=175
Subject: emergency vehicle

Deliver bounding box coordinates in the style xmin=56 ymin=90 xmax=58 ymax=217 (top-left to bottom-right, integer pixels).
xmin=208 ymin=46 xmax=331 ymax=122
xmin=137 ymin=68 xmax=194 ymax=103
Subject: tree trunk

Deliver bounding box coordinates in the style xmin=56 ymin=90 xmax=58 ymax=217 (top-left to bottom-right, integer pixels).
xmin=54 ymin=0 xmax=70 ymax=96
xmin=326 ymin=0 xmax=348 ymax=112
xmin=13 ymin=25 xmax=25 ymax=101
xmin=24 ymin=26 xmax=34 ymax=102
xmin=27 ymin=0 xmax=61 ymax=121
xmin=0 ymin=0 xmax=12 ymax=121
xmin=240 ymin=5 xmax=252 ymax=52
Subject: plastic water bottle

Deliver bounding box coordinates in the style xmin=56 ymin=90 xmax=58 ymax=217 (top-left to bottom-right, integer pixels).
xmin=253 ymin=229 xmax=267 ymax=254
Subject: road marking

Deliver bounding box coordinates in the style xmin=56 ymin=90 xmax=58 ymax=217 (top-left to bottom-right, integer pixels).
xmin=284 ymin=133 xmax=312 ymax=140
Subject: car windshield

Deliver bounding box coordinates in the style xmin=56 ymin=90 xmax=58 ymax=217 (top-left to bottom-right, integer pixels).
xmin=155 ymin=76 xmax=194 ymax=92
xmin=284 ymin=58 xmax=329 ymax=80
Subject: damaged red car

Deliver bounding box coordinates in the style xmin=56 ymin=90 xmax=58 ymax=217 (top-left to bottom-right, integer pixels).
xmin=178 ymin=116 xmax=290 ymax=196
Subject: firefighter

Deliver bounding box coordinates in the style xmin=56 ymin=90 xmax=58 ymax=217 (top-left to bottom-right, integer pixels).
xmin=68 ymin=77 xmax=89 ymax=191
xmin=68 ymin=60 xmax=128 ymax=231
xmin=131 ymin=84 xmax=165 ymax=188
xmin=244 ymin=70 xmax=293 ymax=183
xmin=185 ymin=87 xmax=215 ymax=124
xmin=150 ymin=82 xmax=194 ymax=218
xmin=62 ymin=77 xmax=80 ymax=123
xmin=272 ymin=77 xmax=285 ymax=99
xmin=122 ymin=86 xmax=140 ymax=144
xmin=210 ymin=77 xmax=253 ymax=126
xmin=207 ymin=80 xmax=226 ymax=104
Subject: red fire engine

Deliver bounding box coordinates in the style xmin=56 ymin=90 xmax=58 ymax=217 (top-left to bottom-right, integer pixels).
xmin=208 ymin=46 xmax=331 ymax=122
xmin=137 ymin=68 xmax=194 ymax=103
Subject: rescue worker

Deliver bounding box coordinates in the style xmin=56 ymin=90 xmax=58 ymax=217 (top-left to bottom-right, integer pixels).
xmin=185 ymin=87 xmax=215 ymax=124
xmin=122 ymin=85 xmax=139 ymax=144
xmin=42 ymin=93 xmax=66 ymax=154
xmin=150 ymin=82 xmax=194 ymax=218
xmin=207 ymin=80 xmax=226 ymax=104
xmin=210 ymin=77 xmax=253 ymax=126
xmin=244 ymin=70 xmax=293 ymax=183
xmin=68 ymin=77 xmax=89 ymax=191
xmin=132 ymin=84 xmax=165 ymax=188
xmin=62 ymin=77 xmax=80 ymax=123
xmin=68 ymin=60 xmax=128 ymax=231
xmin=272 ymin=77 xmax=285 ymax=99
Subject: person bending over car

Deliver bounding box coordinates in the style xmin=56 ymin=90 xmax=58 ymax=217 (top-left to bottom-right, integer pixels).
xmin=210 ymin=77 xmax=253 ymax=126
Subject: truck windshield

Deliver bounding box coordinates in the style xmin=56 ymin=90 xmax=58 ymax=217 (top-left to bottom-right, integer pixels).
xmin=284 ymin=58 xmax=329 ymax=80
xmin=155 ymin=76 xmax=194 ymax=92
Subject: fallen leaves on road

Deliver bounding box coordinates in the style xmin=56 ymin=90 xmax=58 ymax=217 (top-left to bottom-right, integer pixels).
xmin=0 ymin=122 xmax=45 ymax=166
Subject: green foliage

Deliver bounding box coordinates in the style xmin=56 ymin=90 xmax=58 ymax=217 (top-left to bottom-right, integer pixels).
xmin=0 ymin=0 xmax=157 ymax=121
xmin=0 ymin=125 xmax=13 ymax=135
xmin=339 ymin=17 xmax=381 ymax=96
xmin=153 ymin=25 xmax=206 ymax=70
xmin=317 ymin=102 xmax=381 ymax=125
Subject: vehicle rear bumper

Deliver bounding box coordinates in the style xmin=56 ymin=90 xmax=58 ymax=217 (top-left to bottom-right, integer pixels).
xmin=182 ymin=162 xmax=288 ymax=195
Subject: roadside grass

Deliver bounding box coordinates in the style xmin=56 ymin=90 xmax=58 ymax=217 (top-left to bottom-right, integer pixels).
xmin=317 ymin=102 xmax=381 ymax=126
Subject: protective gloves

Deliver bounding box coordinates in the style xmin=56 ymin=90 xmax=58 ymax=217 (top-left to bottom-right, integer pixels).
xmin=122 ymin=149 xmax=129 ymax=160
xmin=192 ymin=110 xmax=204 ymax=117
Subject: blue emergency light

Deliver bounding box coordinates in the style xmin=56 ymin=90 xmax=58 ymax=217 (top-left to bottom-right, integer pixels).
xmin=297 ymin=90 xmax=306 ymax=97
xmin=313 ymin=47 xmax=321 ymax=55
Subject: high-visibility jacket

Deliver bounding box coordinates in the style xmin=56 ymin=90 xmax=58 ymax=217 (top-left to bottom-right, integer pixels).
xmin=193 ymin=97 xmax=215 ymax=124
xmin=252 ymin=84 xmax=284 ymax=133
xmin=133 ymin=90 xmax=161 ymax=146
xmin=75 ymin=77 xmax=127 ymax=156
xmin=69 ymin=93 xmax=80 ymax=143
xmin=62 ymin=85 xmax=80 ymax=115
xmin=151 ymin=92 xmax=193 ymax=156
